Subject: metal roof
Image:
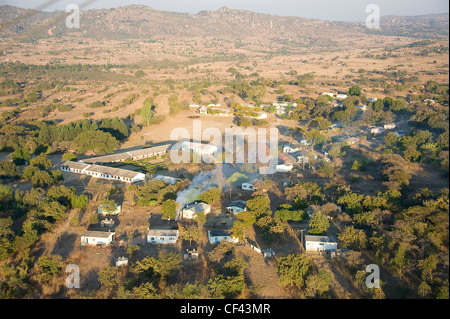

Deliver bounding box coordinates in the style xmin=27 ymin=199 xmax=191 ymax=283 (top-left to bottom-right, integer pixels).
xmin=61 ymin=161 xmax=144 ymax=179
xmin=304 ymin=235 xmax=338 ymax=243
xmin=81 ymin=231 xmax=115 ymax=238
xmin=147 ymin=229 xmax=179 ymax=237
xmin=81 ymin=144 xmax=172 ymax=164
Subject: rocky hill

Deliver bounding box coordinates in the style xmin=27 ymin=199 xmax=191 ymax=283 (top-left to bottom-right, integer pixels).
xmin=0 ymin=4 xmax=447 ymax=43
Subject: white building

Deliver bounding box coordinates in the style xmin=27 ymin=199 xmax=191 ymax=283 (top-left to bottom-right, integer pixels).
xmin=179 ymin=141 xmax=219 ymax=156
xmin=208 ymin=230 xmax=239 ymax=244
xmin=357 ymin=105 xmax=367 ymax=111
xmin=81 ymin=231 xmax=115 ymax=246
xmin=320 ymin=92 xmax=335 ymax=98
xmin=276 ymin=163 xmax=294 ymax=173
xmin=384 ymin=123 xmax=396 ymax=130
xmin=116 ymin=257 xmax=129 ymax=267
xmin=60 ymin=161 xmax=146 ymax=183
xmin=198 ymin=106 xmax=232 ymax=117
xmin=304 ymin=235 xmax=338 ymax=252
xmin=370 ymin=127 xmax=385 ymax=135
xmin=179 ymin=202 xmax=211 ymax=219
xmin=283 ymin=144 xmax=301 ymax=154
xmin=226 ymin=200 xmax=247 ymax=214
xmin=241 ymin=183 xmax=255 ymax=191
xmin=336 ymin=94 xmax=348 ymax=100
xmin=98 ymin=204 xmax=121 ymax=215
xmin=80 ymin=144 xmax=171 ymax=165
xmin=147 ymin=229 xmax=179 ymax=244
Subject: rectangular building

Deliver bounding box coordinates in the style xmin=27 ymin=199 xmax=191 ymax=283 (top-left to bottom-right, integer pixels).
xmin=81 ymin=231 xmax=115 ymax=246
xmin=60 ymin=161 xmax=145 ymax=183
xmin=147 ymin=229 xmax=179 ymax=244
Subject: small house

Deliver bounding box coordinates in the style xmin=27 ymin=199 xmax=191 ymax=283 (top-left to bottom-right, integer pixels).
xmin=197 ymin=106 xmax=209 ymax=115
xmin=384 ymin=123 xmax=396 ymax=130
xmin=262 ymin=248 xmax=276 ymax=258
xmin=81 ymin=231 xmax=114 ymax=246
xmin=300 ymin=139 xmax=312 ymax=146
xmin=147 ymin=229 xmax=179 ymax=244
xmin=183 ymin=249 xmax=199 ymax=260
xmin=179 ymin=141 xmax=219 ymax=156
xmin=98 ymin=204 xmax=121 ymax=216
xmin=320 ymin=92 xmax=335 ymax=98
xmin=370 ymin=127 xmax=385 ymax=135
xmin=180 ymin=202 xmax=211 ymax=219
xmin=304 ymin=235 xmax=338 ymax=252
xmin=395 ymin=130 xmax=405 ymax=138
xmin=283 ymin=144 xmax=301 ymax=154
xmin=357 ymin=105 xmax=367 ymax=111
xmin=208 ymin=230 xmax=239 ymax=244
xmin=226 ymin=200 xmax=247 ymax=214
xmin=276 ymin=162 xmax=294 ymax=173
xmin=116 ymin=257 xmax=128 ymax=267
xmin=241 ymin=183 xmax=255 ymax=191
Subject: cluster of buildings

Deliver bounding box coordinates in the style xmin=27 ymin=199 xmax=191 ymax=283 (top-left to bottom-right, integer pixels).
xmin=60 ymin=144 xmax=172 ymax=183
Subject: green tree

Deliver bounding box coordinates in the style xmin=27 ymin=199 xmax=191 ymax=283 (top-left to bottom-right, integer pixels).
xmin=33 ymin=255 xmax=63 ymax=283
xmin=276 ymin=253 xmax=310 ymax=288
xmin=384 ymin=132 xmax=398 ymax=148
xmin=0 ymin=161 xmax=19 ymax=180
xmin=224 ymin=257 xmax=249 ymax=276
xmin=133 ymin=282 xmax=160 ymax=299
xmin=338 ymin=226 xmax=368 ymax=250
xmin=308 ymin=211 xmax=330 ymax=235
xmin=208 ymin=274 xmax=245 ymax=299
xmin=10 ymin=149 xmax=30 ymax=166
xmin=348 ymin=85 xmax=362 ymax=96
xmin=418 ymin=254 xmax=438 ymax=281
xmin=100 ymin=198 xmax=119 ymax=215
xmin=390 ymin=244 xmax=410 ymax=277
xmin=161 ymin=199 xmax=177 ymax=220
xmin=305 ymin=269 xmax=333 ymax=297
xmin=180 ymin=225 xmax=200 ymax=248
xmin=198 ymin=187 xmax=221 ymax=204
xmin=71 ymin=194 xmax=89 ymax=210
xmin=246 ymin=195 xmax=271 ymax=218
xmin=141 ymin=101 xmax=155 ymax=126
xmin=133 ymin=252 xmax=182 ymax=282
xmin=98 ymin=266 xmax=119 ymax=289
xmin=62 ymin=152 xmax=77 ymax=161
xmin=72 ymin=130 xmax=119 ymax=155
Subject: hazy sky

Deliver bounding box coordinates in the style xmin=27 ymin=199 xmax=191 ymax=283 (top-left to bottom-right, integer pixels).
xmin=1 ymin=0 xmax=448 ymax=21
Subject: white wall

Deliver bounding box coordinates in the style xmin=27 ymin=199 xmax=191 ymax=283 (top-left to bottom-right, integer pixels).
xmin=147 ymin=235 xmax=178 ymax=244
xmin=305 ymin=241 xmax=337 ymax=252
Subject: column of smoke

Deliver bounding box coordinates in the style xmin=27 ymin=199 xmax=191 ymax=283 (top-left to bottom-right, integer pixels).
xmin=175 ymin=167 xmax=222 ymax=211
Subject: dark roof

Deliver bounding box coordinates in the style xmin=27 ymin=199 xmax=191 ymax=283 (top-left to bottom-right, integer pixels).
xmin=209 ymin=230 xmax=232 ymax=237
xmin=227 ymin=200 xmax=246 ymax=209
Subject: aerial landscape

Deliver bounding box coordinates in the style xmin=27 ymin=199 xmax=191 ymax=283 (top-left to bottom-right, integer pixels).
xmin=0 ymin=0 xmax=448 ymax=305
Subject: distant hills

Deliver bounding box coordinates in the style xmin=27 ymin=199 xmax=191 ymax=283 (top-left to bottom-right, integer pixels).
xmin=0 ymin=4 xmax=448 ymax=42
